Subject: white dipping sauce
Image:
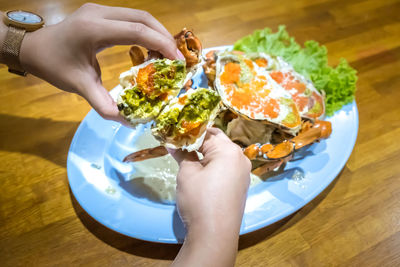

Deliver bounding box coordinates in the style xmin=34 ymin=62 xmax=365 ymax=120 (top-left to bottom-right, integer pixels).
xmin=127 ymin=128 xmax=261 ymax=204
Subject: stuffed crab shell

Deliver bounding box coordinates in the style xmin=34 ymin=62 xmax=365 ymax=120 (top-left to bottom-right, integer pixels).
xmin=214 ymin=51 xmax=302 ymax=135
xmin=152 ymin=88 xmax=221 ymax=151
xmin=266 ymin=56 xmax=325 ymax=120
xmin=117 ymin=59 xmax=187 ymax=125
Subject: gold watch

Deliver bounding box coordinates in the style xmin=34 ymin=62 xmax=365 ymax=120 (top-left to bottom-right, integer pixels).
xmin=1 ymin=10 xmax=44 ymax=76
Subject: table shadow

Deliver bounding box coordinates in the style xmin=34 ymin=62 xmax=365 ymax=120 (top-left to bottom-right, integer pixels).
xmin=69 ymin=167 xmax=346 ymax=260
xmin=0 ymin=113 xmax=79 ymax=167
xmin=69 ymin=187 xmax=181 ymax=260
xmin=238 ymin=167 xmax=344 ymax=250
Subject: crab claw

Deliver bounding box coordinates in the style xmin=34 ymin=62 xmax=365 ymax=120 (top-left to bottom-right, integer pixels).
xmin=313 ymin=120 xmax=332 ymax=139
xmin=292 ymin=120 xmax=332 ymax=149
xmin=266 ymin=141 xmax=295 ymax=160
xmin=174 ymin=28 xmax=202 ymax=68
xmin=251 ymin=159 xmax=289 ymax=176
xmin=203 ymin=50 xmax=217 ymax=86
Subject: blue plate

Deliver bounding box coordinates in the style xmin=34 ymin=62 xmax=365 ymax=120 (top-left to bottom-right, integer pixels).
xmin=67 ymin=47 xmax=358 ymax=244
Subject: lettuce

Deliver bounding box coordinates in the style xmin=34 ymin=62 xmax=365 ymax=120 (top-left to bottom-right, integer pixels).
xmin=233 ymin=25 xmax=357 ymax=116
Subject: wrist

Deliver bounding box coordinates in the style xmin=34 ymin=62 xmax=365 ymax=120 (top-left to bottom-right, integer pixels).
xmin=186 ymin=218 xmax=240 ymax=247
xmin=19 ymin=29 xmax=35 ymax=73
xmin=173 ymin=223 xmax=239 ymax=267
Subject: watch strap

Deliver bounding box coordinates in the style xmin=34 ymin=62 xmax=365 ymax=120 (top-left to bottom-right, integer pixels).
xmin=1 ymin=26 xmax=26 ymax=76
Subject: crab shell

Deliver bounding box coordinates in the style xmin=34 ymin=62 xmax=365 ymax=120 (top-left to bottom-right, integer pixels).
xmin=117 ymin=58 xmax=199 ymax=125
xmin=151 ymin=88 xmax=221 ymax=152
xmin=214 ymin=51 xmax=302 ymax=136
xmin=268 ymin=56 xmax=326 ymax=120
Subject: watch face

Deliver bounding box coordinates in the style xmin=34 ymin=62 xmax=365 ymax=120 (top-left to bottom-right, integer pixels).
xmin=7 ymin=11 xmax=42 ymax=24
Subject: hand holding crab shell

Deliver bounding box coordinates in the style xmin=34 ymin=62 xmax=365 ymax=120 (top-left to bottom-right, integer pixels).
xmin=119 ymin=29 xmax=332 ymax=176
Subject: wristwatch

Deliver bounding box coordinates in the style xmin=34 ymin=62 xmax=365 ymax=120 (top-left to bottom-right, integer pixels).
xmin=1 ymin=10 xmax=44 ymax=76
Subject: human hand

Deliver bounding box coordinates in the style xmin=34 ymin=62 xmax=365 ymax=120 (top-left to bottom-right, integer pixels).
xmin=18 ymin=3 xmax=184 ymax=124
xmin=170 ymin=128 xmax=251 ymax=267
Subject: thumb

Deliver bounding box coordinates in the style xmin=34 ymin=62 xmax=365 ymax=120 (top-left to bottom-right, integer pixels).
xmin=80 ymin=80 xmax=130 ymax=126
xmin=167 ymin=148 xmax=202 ymax=177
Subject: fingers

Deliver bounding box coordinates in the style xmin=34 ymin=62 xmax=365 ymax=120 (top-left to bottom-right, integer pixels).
xmin=206 ymin=127 xmax=232 ymax=142
xmin=199 ymin=128 xmax=247 ymax=166
xmin=168 ymin=148 xmax=201 ymax=168
xmin=80 ymin=80 xmax=131 ymax=126
xmin=95 ymin=20 xmax=183 ymax=60
xmin=198 ymin=128 xmax=232 ymax=156
xmin=99 ymin=6 xmax=174 ymax=42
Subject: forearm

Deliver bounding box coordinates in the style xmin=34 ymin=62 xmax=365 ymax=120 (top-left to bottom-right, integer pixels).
xmin=172 ymin=221 xmax=241 ymax=267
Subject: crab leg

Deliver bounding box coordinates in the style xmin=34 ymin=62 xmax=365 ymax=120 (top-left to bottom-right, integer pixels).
xmin=251 ymin=157 xmax=292 ymax=176
xmin=123 ymin=145 xmax=168 ymax=163
xmin=174 ymin=28 xmax=202 ymax=68
xmin=128 ymin=28 xmax=202 ymax=70
xmin=123 ymin=121 xmax=332 ymax=164
xmin=244 ymin=120 xmax=332 ymax=162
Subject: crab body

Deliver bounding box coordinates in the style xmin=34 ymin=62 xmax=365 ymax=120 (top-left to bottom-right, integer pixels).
xmin=122 ymin=30 xmax=332 ymax=176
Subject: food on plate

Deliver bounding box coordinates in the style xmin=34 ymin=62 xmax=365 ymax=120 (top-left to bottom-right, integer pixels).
xmin=213 ymin=51 xmax=302 ymax=135
xmin=117 ymin=59 xmax=186 ymax=125
xmin=117 ymin=28 xmax=203 ymax=126
xmin=152 ymin=87 xmax=221 ymax=150
xmin=120 ymin=26 xmax=359 ymax=177
xmin=118 ymin=28 xmax=221 ymax=152
xmin=233 ymin=25 xmax=357 ymax=116
xmin=124 ymin=49 xmax=332 ymax=176
xmin=204 ymin=50 xmax=331 ymax=175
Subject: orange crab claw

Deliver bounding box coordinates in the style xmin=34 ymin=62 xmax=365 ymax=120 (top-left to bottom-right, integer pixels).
xmin=251 ymin=159 xmax=288 ymax=176
xmin=260 ymin=144 xmax=274 ymax=154
xmin=174 ymin=28 xmax=202 ymax=68
xmin=244 ymin=144 xmax=260 ymax=160
xmin=292 ymin=120 xmax=332 ymax=149
xmin=243 ymin=120 xmax=332 ymax=163
xmin=313 ymin=120 xmax=332 ymax=139
xmin=203 ymin=50 xmax=217 ymax=86
xmin=128 ymin=28 xmax=202 ymax=69
xmin=266 ymin=141 xmax=295 ymax=159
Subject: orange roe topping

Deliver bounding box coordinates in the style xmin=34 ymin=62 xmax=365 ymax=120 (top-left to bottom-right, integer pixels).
xmin=286 ymin=80 xmax=306 ymax=94
xmin=136 ymin=63 xmax=156 ymax=96
xmin=220 ymin=62 xmax=241 ymax=85
xmin=220 ymin=62 xmax=280 ymax=119
xmin=244 ymin=59 xmax=254 ymax=70
xmin=270 ymin=71 xmax=306 ymax=93
xmin=255 ymin=58 xmax=268 ymax=67
xmin=270 ymin=71 xmax=309 ymax=113
xmin=178 ymin=95 xmax=187 ymax=104
xmin=293 ymin=94 xmax=309 ymax=111
xmin=270 ymin=71 xmax=284 ymax=84
xmin=180 ymin=120 xmax=202 ymax=136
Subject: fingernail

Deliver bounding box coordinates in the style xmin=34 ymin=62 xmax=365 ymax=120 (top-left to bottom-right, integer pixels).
xmin=176 ymin=49 xmax=185 ymax=60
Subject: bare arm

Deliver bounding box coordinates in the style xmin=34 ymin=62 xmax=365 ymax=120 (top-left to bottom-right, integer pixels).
xmin=171 ymin=128 xmax=251 ymax=266
xmin=1 ymin=4 xmax=184 ymax=125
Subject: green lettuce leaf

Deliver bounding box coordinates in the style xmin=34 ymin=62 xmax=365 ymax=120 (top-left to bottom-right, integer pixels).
xmin=233 ymin=25 xmax=357 ymax=116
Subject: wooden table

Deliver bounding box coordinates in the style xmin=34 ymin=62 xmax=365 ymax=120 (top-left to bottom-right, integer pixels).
xmin=1 ymin=0 xmax=399 ymax=266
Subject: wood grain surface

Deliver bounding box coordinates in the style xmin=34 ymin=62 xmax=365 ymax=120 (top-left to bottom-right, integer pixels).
xmin=1 ymin=0 xmax=400 ymax=266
